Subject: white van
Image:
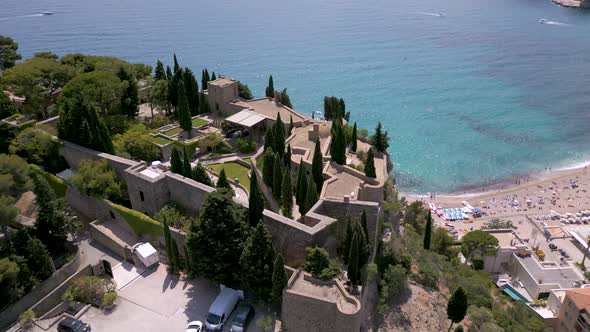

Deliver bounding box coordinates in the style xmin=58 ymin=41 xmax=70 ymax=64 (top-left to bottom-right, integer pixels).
xmin=205 ymin=287 xmax=241 ymax=331
xmin=132 ymin=242 xmax=159 ymax=268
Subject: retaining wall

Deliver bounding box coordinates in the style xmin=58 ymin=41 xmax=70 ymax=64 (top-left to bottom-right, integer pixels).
xmin=0 ymin=247 xmax=81 ymax=330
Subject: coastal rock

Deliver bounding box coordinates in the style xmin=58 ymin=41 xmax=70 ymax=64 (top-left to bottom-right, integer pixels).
xmin=552 ymin=0 xmax=590 ymax=8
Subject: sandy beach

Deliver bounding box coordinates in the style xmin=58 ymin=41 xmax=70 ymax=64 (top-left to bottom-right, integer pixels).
xmin=405 ymin=162 xmax=590 ymax=222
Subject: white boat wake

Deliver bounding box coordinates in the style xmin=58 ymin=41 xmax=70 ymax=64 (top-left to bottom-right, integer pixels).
xmin=539 ymin=18 xmax=570 ymax=26
xmin=418 ymin=12 xmax=446 ymax=17
xmin=0 ymin=13 xmax=47 ymax=21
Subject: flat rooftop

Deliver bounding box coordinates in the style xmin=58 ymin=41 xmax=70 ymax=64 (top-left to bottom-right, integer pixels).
xmin=288 ymin=271 xmax=359 ymax=315
xmin=232 ymin=98 xmax=306 ymax=123
xmin=289 ymin=124 xmax=331 ymax=163
xmin=517 ymin=255 xmax=584 ymax=289
xmin=323 ymin=165 xmax=364 ymax=200
xmin=489 ymin=231 xmax=524 ymax=248
xmin=207 ymin=77 xmax=236 ymax=88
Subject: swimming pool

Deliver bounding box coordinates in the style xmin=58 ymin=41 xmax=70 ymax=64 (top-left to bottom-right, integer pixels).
xmin=502 ymin=285 xmax=529 ymax=303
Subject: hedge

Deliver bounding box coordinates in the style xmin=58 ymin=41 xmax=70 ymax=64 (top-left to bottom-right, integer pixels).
xmin=30 ymin=164 xmax=68 ymax=197
xmin=105 ymin=200 xmax=163 ymax=238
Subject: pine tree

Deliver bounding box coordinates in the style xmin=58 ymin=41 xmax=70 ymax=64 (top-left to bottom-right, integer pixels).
xmin=424 ymin=211 xmax=432 ymax=250
xmin=281 ymin=170 xmax=293 ymax=218
xmin=273 ymin=114 xmax=286 ymax=157
xmin=154 ymin=60 xmax=166 ymax=81
xmin=173 ymin=54 xmax=180 ymax=73
xmin=311 ymin=138 xmax=324 ymax=193
xmin=272 ymin=159 xmax=283 ymax=201
xmin=262 ymin=148 xmax=275 ymax=187
xmin=351 ymin=122 xmax=358 ymax=152
xmin=211 ymin=72 xmax=216 ymax=81
xmin=365 ymin=148 xmax=376 ymax=178
xmin=447 ymin=287 xmax=468 ymax=332
xmin=295 ymin=160 xmax=306 ymax=206
xmin=265 ymin=75 xmax=274 ymax=98
xmin=216 ymin=168 xmax=234 ymax=195
xmin=183 ymin=68 xmax=199 ymax=115
xmin=248 ymin=170 xmax=264 ymax=227
xmin=373 ymin=122 xmax=389 ymax=153
xmin=170 ymin=148 xmax=183 ymax=174
xmin=191 ymin=163 xmax=212 ymax=186
xmin=27 ymin=237 xmax=55 ymax=280
xmin=181 ymin=149 xmax=192 ymax=177
xmin=239 ymin=224 xmax=276 ymax=303
xmin=347 ymin=231 xmax=361 ymax=287
xmin=177 ymin=80 xmax=192 ymax=132
xmin=271 ymin=254 xmax=288 ymax=304
xmin=285 ymin=144 xmax=292 ymax=170
xmin=117 ymin=67 xmax=139 ymax=118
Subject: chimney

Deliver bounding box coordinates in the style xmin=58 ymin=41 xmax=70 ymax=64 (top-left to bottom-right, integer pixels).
xmin=344 ymin=195 xmax=350 ymax=203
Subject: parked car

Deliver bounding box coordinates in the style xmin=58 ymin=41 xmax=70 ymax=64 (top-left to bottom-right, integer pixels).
xmin=230 ymin=304 xmax=255 ymax=332
xmin=186 ymin=320 xmax=203 ymax=332
xmin=57 ymin=317 xmax=91 ymax=332
xmin=205 ymin=287 xmax=241 ymax=331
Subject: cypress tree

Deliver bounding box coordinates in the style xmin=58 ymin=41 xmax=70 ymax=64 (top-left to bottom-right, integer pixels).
xmin=348 ymin=231 xmax=361 ymax=287
xmin=343 ymin=217 xmax=353 ymax=263
xmin=265 ymin=75 xmax=274 ymax=98
xmin=279 ymin=88 xmax=292 ymax=108
xmin=192 ymin=163 xmax=213 ymax=186
xmin=355 ymin=220 xmax=369 ymax=265
xmin=181 ymin=149 xmax=192 ymax=177
xmin=447 ymin=287 xmax=468 ymax=332
xmin=361 ymin=209 xmax=369 ymax=243
xmin=183 ymin=68 xmax=199 ymax=116
xmin=281 ymin=170 xmax=293 ymax=218
xmin=351 ymin=122 xmax=358 ymax=152
xmin=273 ymin=113 xmax=285 ymax=157
xmin=295 ymin=160 xmax=306 ymax=206
xmin=301 ymin=175 xmax=317 ymax=215
xmin=26 ymin=237 xmax=55 ymax=280
xmin=264 ymin=127 xmax=274 ymax=152
xmin=285 ymin=144 xmax=292 ymax=169
xmin=289 ymin=115 xmax=294 ymax=135
xmin=118 ymin=67 xmax=139 ymax=118
xmin=311 ymin=138 xmax=324 ymax=193
xmin=171 ymin=239 xmax=181 ymax=271
xmin=211 ymin=72 xmax=216 ymax=80
xmin=163 ymin=220 xmax=176 ymax=273
xmin=177 ymin=80 xmax=192 ymax=131
xmin=173 ymin=53 xmax=180 ymax=73
xmin=262 ymin=148 xmax=275 ymax=187
xmin=201 ymin=69 xmax=206 ymax=91
xmin=216 ymin=168 xmax=234 ymax=195
xmin=365 ymin=148 xmax=376 ymax=178
xmin=170 ymin=148 xmax=183 ymax=174
xmin=198 ymin=92 xmax=209 ymax=114
xmin=297 ymin=174 xmax=309 ymax=216
xmin=271 ymin=254 xmax=288 ymax=304
xmin=248 ymin=170 xmax=264 ymax=227
xmin=330 ymin=119 xmax=346 ymax=165
xmin=272 ymin=159 xmax=283 ymax=201
xmin=167 ymin=69 xmax=179 ymax=109
xmin=204 ymin=69 xmax=210 ymax=86
xmin=154 ymin=60 xmax=166 ymax=81
xmin=239 ymin=224 xmax=276 ymax=303
xmin=373 ymin=122 xmax=389 ymax=153
xmin=424 ymin=211 xmax=432 ymax=250
xmin=184 ymin=245 xmax=192 ymax=275
xmin=166 ymin=66 xmax=173 ymax=81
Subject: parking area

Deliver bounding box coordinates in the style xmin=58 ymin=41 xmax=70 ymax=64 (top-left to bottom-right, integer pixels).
xmin=41 ymin=263 xmax=273 ymax=332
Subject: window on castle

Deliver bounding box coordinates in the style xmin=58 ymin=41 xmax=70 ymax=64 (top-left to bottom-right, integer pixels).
xmin=140 ymin=191 xmax=144 ymax=202
xmin=109 ymin=211 xmax=115 ymax=219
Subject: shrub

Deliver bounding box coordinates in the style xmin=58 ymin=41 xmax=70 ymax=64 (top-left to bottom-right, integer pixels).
xmin=70 ymin=159 xmax=123 ymax=200
xmin=197 ymin=133 xmax=231 ymax=153
xmin=30 ymin=164 xmax=67 ymax=197
xmin=380 ymin=264 xmax=408 ymax=302
xmin=63 ymin=276 xmax=106 ymax=305
xmin=472 ymin=258 xmax=484 ymax=271
xmin=356 ymin=149 xmax=367 ymax=163
xmin=18 ymin=309 xmax=35 ymax=326
xmin=237 ymin=138 xmax=257 ymax=154
xmin=102 ymin=291 xmax=117 ymax=309
xmin=584 ymin=271 xmax=590 ymax=281
xmin=304 ymin=247 xmax=341 ymax=280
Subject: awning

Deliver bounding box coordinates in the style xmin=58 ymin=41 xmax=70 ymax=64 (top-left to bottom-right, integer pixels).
xmin=225 ymin=109 xmax=267 ymax=128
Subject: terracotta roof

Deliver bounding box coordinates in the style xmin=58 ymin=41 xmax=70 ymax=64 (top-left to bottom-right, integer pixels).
xmin=566 ymin=288 xmax=590 ymax=312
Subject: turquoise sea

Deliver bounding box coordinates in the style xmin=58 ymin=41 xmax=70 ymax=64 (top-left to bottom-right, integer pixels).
xmin=1 ymin=0 xmax=590 ymax=193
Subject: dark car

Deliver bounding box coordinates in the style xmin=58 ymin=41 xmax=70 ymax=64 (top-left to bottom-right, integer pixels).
xmin=230 ymin=304 xmax=255 ymax=332
xmin=57 ymin=317 xmax=91 ymax=332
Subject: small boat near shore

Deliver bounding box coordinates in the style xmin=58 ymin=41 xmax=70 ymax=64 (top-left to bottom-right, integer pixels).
xmin=539 ymin=18 xmax=548 ymax=24
xmin=42 ymin=11 xmax=54 ymax=16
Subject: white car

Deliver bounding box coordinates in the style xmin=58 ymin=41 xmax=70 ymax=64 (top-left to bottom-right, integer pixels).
xmin=186 ymin=321 xmax=203 ymax=332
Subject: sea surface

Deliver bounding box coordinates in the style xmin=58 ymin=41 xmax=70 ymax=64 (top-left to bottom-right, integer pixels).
xmin=1 ymin=0 xmax=590 ymax=193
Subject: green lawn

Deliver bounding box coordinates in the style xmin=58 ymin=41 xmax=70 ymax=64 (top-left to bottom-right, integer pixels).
xmin=191 ymin=118 xmax=208 ymax=127
xmin=164 ymin=127 xmax=183 ymax=136
xmin=106 ymin=200 xmax=163 ymax=238
xmin=151 ymin=136 xmax=172 ymax=146
xmin=208 ymin=162 xmax=251 ymax=190
xmin=30 ymin=165 xmax=68 ymax=197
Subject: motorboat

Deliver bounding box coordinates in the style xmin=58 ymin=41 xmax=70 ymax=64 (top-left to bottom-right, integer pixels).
xmin=539 ymin=19 xmax=548 ymax=24
xmin=42 ymin=11 xmax=54 ymax=15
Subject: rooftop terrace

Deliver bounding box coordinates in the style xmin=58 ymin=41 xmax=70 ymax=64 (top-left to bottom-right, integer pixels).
xmin=232 ymin=98 xmax=307 ymax=123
